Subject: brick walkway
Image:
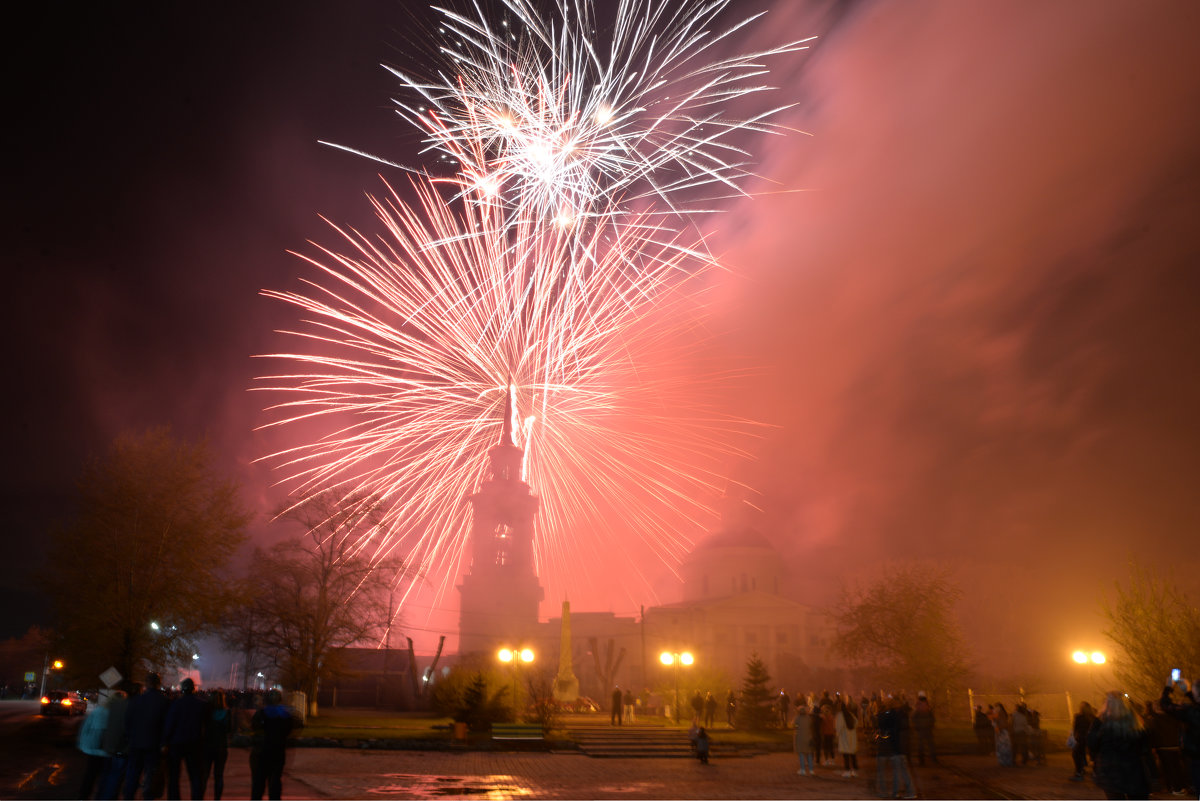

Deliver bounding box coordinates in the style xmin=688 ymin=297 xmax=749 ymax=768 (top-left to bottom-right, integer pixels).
xmin=214 ymin=747 xmax=1113 ymax=800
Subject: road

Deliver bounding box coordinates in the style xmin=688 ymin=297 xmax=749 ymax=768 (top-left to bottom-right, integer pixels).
xmin=0 ymin=699 xmax=85 ymax=799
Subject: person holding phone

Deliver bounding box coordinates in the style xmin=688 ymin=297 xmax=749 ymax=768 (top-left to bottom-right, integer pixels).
xmin=1160 ymin=673 xmax=1200 ymax=798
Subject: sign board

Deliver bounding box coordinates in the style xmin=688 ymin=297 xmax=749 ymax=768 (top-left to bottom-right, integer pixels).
xmin=99 ymin=667 xmax=122 ymax=689
xmin=23 ymin=671 xmax=35 ymax=682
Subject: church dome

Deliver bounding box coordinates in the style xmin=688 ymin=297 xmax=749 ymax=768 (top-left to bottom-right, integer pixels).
xmin=681 ymin=526 xmax=785 ymax=601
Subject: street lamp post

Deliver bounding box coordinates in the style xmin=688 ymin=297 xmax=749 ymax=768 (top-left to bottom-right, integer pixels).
xmin=498 ymin=647 xmax=535 ymax=714
xmin=39 ymin=656 xmax=63 ymax=697
xmin=658 ymin=651 xmax=693 ymax=724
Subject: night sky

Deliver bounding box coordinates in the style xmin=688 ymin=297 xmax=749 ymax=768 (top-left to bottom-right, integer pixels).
xmin=7 ymin=0 xmax=1200 ymax=683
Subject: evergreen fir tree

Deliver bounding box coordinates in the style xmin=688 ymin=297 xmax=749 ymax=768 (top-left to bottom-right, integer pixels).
xmin=735 ymin=652 xmax=776 ymax=730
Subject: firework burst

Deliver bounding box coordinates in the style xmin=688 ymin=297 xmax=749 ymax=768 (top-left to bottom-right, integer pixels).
xmin=261 ymin=0 xmax=801 ymax=619
xmin=257 ymin=178 xmax=761 ymax=608
xmin=330 ymin=0 xmax=811 ymax=229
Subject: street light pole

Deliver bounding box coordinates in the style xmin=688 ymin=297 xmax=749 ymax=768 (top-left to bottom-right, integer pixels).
xmin=659 ymin=651 xmax=693 ymax=724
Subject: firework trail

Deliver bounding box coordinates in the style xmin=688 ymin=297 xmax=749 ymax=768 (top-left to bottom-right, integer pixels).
xmin=257 ymin=178 xmax=759 ymax=609
xmin=261 ymin=0 xmax=801 ymax=614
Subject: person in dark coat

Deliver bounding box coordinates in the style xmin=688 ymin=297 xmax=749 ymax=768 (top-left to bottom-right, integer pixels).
xmin=124 ymin=673 xmax=170 ymax=800
xmin=1160 ymin=680 xmax=1200 ymax=798
xmin=1144 ymin=699 xmax=1187 ymax=795
xmin=973 ymin=705 xmax=994 ymax=755
xmin=912 ymin=692 xmax=937 ymax=765
xmin=1088 ymin=692 xmax=1152 ymax=800
xmin=162 ymin=677 xmax=205 ymax=799
xmin=1070 ymin=701 xmax=1097 ymax=780
xmin=875 ymin=696 xmax=915 ymax=799
xmin=611 ymin=686 xmax=623 ymax=725
xmin=199 ymin=690 xmax=233 ymax=800
xmin=249 ymin=690 xmax=295 ymax=801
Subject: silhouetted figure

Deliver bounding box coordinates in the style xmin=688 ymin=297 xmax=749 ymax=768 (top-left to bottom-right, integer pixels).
xmin=249 ymin=690 xmax=295 ymax=800
xmin=1159 ymin=680 xmax=1200 ymax=798
xmin=725 ymin=690 xmax=736 ymax=727
xmin=199 ymin=690 xmax=232 ymax=800
xmin=703 ymin=692 xmax=717 ymax=728
xmin=163 ymin=677 xmax=205 ymax=799
xmin=610 ymin=686 xmax=623 ymax=725
xmin=974 ymin=705 xmax=994 ymax=755
xmin=1089 ymin=692 xmax=1151 ymax=800
xmin=1070 ymin=701 xmax=1096 ymax=780
xmin=875 ymin=697 xmax=915 ymax=799
xmin=912 ymin=691 xmax=937 ymax=765
xmin=1011 ymin=703 xmax=1033 ymax=766
xmin=124 ymin=673 xmax=170 ymax=799
xmin=695 ymin=727 xmax=710 ymax=764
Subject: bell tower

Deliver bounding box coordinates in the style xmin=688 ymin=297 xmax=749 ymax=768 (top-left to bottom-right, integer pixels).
xmin=457 ymin=385 xmax=544 ymax=655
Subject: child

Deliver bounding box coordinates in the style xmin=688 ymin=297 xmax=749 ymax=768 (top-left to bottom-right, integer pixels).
xmin=695 ymin=727 xmax=711 ymax=764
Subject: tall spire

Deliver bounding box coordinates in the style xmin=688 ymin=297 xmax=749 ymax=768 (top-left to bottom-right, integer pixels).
xmin=500 ymin=379 xmax=518 ymax=447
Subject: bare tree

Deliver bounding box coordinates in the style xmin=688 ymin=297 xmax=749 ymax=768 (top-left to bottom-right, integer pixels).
xmin=830 ymin=564 xmax=972 ymax=696
xmin=247 ymin=492 xmax=410 ymax=716
xmin=1103 ymin=563 xmax=1200 ymax=701
xmin=44 ymin=428 xmax=248 ymax=683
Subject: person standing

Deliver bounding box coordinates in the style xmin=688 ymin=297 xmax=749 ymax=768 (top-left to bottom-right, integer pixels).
xmin=199 ymin=690 xmax=232 ymax=800
xmin=777 ymin=690 xmax=791 ymax=729
xmin=1069 ymin=701 xmax=1097 ymax=781
xmin=611 ymin=686 xmax=623 ymax=726
xmin=725 ymin=690 xmax=736 ymax=727
xmin=1011 ymin=703 xmax=1032 ymax=766
xmin=249 ymin=690 xmax=295 ymax=801
xmin=163 ymin=677 xmax=205 ymax=800
xmin=703 ymin=692 xmax=717 ymax=729
xmin=912 ymin=691 xmax=937 ymax=765
xmin=690 ymin=690 xmax=704 ymax=724
xmin=1160 ymin=679 xmax=1200 ymax=798
xmin=1088 ymin=692 xmax=1151 ymax=800
xmin=993 ymin=703 xmax=1014 ymax=767
xmin=819 ymin=702 xmax=837 ymax=766
xmin=77 ymin=693 xmax=111 ymax=798
xmin=835 ymin=697 xmax=859 ymax=778
xmin=973 ymin=705 xmax=994 ymax=755
xmin=124 ymin=673 xmax=170 ymax=800
xmin=622 ymin=688 xmax=635 ymax=724
xmin=875 ymin=696 xmax=916 ymax=799
xmin=694 ymin=727 xmax=711 ymax=764
xmin=98 ymin=686 xmax=131 ymax=800
xmin=792 ymin=700 xmax=817 ymax=776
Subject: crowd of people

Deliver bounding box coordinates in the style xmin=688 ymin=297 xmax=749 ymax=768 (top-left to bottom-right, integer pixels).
xmin=1066 ymin=681 xmax=1200 ymax=799
xmin=75 ymin=672 xmax=299 ymax=800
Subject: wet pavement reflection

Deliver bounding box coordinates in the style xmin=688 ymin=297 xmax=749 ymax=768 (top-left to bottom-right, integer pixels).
xmin=364 ymin=773 xmax=532 ymax=799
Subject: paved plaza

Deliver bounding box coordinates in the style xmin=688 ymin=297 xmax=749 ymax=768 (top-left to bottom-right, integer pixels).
xmin=206 ymin=747 xmax=1114 ymax=800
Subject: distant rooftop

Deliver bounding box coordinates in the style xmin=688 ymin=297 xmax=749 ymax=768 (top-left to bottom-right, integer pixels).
xmin=693 ymin=526 xmax=775 ymax=552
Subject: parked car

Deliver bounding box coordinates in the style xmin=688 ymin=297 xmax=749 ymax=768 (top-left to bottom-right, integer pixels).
xmin=40 ymin=690 xmax=88 ymax=716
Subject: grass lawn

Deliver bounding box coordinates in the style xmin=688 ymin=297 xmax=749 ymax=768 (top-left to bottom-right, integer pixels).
xmin=299 ymin=709 xmax=455 ymax=740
